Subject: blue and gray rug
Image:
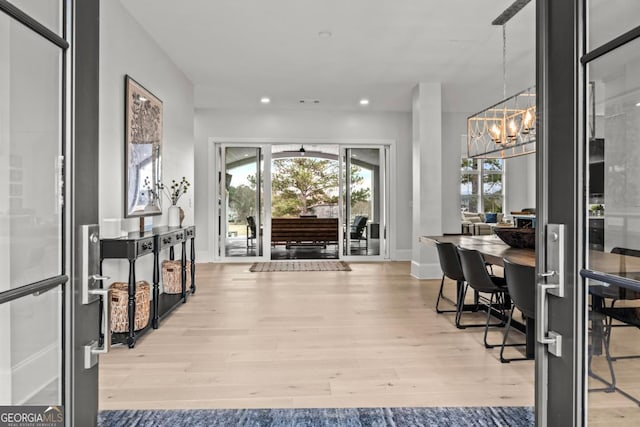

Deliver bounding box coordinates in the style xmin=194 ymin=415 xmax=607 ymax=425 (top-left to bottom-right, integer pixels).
xmin=98 ymin=407 xmax=534 ymax=426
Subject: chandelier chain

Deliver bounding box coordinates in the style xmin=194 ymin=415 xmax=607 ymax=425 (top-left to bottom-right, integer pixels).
xmin=502 ymin=24 xmax=507 ymax=100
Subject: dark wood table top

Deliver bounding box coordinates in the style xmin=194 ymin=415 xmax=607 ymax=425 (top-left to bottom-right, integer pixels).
xmin=420 ymin=235 xmax=535 ymax=267
xmin=421 ymin=234 xmax=640 ymax=276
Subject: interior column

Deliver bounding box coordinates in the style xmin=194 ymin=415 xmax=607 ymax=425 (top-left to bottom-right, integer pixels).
xmin=411 ymin=83 xmax=443 ymax=279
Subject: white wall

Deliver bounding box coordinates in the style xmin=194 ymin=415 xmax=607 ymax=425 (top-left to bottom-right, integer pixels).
xmin=194 ymin=108 xmax=413 ymax=261
xmin=504 ymin=154 xmax=536 ymax=216
xmin=99 ymin=1 xmax=195 ymax=284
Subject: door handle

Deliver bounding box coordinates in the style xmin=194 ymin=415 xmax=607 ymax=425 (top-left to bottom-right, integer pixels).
xmin=535 ymin=224 xmax=566 ymax=357
xmin=537 ymin=282 xmax=562 ymax=357
xmin=84 ymin=288 xmax=111 ymax=369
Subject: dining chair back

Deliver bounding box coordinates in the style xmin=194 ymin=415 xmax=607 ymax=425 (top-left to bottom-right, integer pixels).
xmin=500 ymin=258 xmax=535 ymax=363
xmin=456 ymin=246 xmax=509 ymax=348
xmin=434 ymin=242 xmax=465 ymax=316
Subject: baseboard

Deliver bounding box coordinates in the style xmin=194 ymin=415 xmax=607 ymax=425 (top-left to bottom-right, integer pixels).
xmin=410 ymin=261 xmax=441 ymax=280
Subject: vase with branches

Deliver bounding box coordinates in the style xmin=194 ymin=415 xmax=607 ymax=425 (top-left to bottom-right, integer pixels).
xmin=157 ymin=177 xmax=191 ymax=206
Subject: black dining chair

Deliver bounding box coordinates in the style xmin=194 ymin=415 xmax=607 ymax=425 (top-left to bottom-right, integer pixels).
xmin=457 ymin=246 xmax=510 ymax=348
xmin=434 ymin=242 xmax=467 ymax=324
xmin=591 ymin=246 xmax=640 ymax=361
xmin=500 ymin=258 xmax=535 ymax=363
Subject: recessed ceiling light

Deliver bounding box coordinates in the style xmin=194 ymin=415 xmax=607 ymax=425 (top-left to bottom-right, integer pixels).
xmin=359 ymin=98 xmax=370 ymax=106
xmin=318 ymin=31 xmax=332 ymax=38
xmin=636 ymin=102 xmax=640 ymax=107
xmin=260 ymin=97 xmax=271 ymax=104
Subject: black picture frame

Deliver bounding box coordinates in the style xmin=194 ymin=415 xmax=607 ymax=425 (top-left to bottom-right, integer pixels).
xmin=124 ymin=75 xmax=163 ymax=218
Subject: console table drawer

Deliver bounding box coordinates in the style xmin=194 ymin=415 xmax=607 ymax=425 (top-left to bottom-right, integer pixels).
xmin=136 ymin=238 xmax=155 ymax=256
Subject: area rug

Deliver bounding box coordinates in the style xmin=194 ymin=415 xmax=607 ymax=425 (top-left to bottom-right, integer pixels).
xmin=99 ymin=407 xmax=534 ymax=426
xmin=249 ymin=261 xmax=351 ymax=272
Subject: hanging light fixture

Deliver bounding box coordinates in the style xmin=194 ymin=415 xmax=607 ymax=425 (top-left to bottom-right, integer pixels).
xmin=467 ymin=0 xmax=535 ymax=159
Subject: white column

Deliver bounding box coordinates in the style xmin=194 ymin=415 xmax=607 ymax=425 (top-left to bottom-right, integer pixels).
xmin=411 ymin=83 xmax=443 ymax=279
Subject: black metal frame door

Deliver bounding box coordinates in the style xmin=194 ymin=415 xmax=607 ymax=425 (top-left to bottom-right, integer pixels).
xmin=70 ymin=0 xmax=101 ymax=425
xmin=535 ymin=0 xmax=585 ymax=425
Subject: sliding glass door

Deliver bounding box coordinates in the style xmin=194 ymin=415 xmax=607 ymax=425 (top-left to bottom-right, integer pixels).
xmin=215 ymin=143 xmax=390 ymax=261
xmin=341 ymin=146 xmax=388 ymax=258
xmin=219 ymin=146 xmax=264 ymax=258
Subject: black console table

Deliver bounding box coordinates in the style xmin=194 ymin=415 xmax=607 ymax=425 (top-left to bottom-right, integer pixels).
xmin=100 ymin=225 xmax=196 ymax=348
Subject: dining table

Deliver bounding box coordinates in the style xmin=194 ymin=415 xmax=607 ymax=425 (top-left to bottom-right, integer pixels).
xmin=421 ymin=234 xmax=536 ymax=358
xmin=421 ymin=233 xmax=640 ymax=361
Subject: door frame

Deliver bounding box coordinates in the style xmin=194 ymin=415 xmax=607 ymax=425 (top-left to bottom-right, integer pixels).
xmin=536 ymin=0 xmax=585 ymax=425
xmin=71 ymin=0 xmax=101 ymax=425
xmin=339 ymin=144 xmax=390 ymax=261
xmin=209 ymin=137 xmax=396 ymax=262
xmin=535 ymin=1 xmax=640 ymax=425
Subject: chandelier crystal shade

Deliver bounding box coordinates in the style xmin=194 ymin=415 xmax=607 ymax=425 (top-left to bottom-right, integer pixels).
xmin=467 ymin=87 xmax=536 ymax=159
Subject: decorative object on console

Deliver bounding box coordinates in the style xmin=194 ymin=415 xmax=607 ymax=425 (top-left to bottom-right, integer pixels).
xmin=494 ymin=227 xmax=536 ymax=249
xmin=124 ymin=75 xmax=163 ymax=218
xmin=157 ymin=177 xmax=190 ymax=227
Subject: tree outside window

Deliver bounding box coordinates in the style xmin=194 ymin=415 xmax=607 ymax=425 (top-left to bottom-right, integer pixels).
xmin=461 ymin=158 xmax=503 ymax=213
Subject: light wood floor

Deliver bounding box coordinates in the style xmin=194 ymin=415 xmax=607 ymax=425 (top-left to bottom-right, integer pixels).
xmin=98 ymin=261 xmax=640 ymax=424
xmin=99 ymin=262 xmax=535 ymax=410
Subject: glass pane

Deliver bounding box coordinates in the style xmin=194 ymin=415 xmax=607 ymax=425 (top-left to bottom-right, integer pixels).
xmin=0 ymin=15 xmax=63 ymax=291
xmin=7 ymin=0 xmax=62 ymax=36
xmin=586 ymin=36 xmax=640 ymax=420
xmin=344 ymin=148 xmax=380 ymax=256
xmin=482 ymin=173 xmax=503 ymax=213
xmin=224 ymin=147 xmax=262 ymax=257
xmin=0 ymin=286 xmax=63 ymax=405
xmin=588 ymin=0 xmax=640 ymax=51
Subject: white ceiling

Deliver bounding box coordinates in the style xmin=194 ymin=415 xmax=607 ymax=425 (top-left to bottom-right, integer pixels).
xmin=120 ymin=0 xmax=536 ymax=113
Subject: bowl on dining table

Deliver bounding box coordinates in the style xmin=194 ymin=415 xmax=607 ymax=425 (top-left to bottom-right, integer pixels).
xmin=494 ymin=227 xmax=536 ymax=249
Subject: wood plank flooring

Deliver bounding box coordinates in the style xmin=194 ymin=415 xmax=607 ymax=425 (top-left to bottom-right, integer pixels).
xmin=98 ymin=261 xmax=640 ymax=424
xmin=99 ymin=262 xmax=535 ymax=410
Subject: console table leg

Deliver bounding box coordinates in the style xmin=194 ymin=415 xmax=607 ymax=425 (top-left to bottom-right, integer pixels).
xmin=181 ymin=241 xmax=187 ymax=303
xmin=152 ymin=248 xmax=160 ymax=329
xmin=190 ymin=237 xmax=196 ymax=294
xmin=127 ymin=260 xmax=137 ymax=348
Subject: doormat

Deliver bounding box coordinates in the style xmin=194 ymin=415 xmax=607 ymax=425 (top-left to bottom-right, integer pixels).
xmin=249 ymin=261 xmax=351 ymax=272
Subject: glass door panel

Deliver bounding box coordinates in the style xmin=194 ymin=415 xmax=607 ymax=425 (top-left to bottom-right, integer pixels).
xmin=0 ymin=4 xmax=68 ymax=422
xmin=1 ymin=286 xmax=63 ymax=405
xmin=585 ymin=35 xmax=640 ymax=421
xmin=342 ymin=147 xmax=384 ymax=257
xmin=222 ymin=146 xmax=263 ymax=257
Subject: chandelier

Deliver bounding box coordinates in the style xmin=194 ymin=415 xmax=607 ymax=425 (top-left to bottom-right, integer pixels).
xmin=467 ymin=0 xmax=535 ymax=159
xmin=467 ymin=86 xmax=536 ymax=159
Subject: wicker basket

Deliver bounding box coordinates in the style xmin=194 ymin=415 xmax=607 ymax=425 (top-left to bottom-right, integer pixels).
xmin=110 ymin=281 xmax=150 ymax=333
xmin=162 ymin=259 xmax=191 ymax=294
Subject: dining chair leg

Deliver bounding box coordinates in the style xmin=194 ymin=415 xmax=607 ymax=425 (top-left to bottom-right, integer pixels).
xmin=458 ymin=288 xmax=506 ymax=331
xmin=436 ymin=275 xmax=459 ymax=314
xmin=499 ymin=303 xmax=529 ymax=363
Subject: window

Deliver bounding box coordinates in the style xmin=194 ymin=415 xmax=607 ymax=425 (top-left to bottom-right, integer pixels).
xmin=460 ymin=158 xmax=503 ymax=213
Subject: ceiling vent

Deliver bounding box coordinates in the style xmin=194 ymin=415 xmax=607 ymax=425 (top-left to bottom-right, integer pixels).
xmin=299 ymin=99 xmax=320 ymax=104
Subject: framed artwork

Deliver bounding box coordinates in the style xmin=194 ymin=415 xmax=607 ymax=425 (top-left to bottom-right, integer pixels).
xmin=124 ymin=75 xmax=163 ymax=217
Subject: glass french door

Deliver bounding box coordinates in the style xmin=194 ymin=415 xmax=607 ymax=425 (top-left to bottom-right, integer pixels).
xmin=0 ymin=0 xmax=80 ymax=425
xmin=218 ymin=145 xmax=265 ymax=259
xmin=538 ymin=1 xmax=640 ymax=425
xmin=582 ymin=2 xmax=640 ymax=424
xmin=340 ymin=146 xmax=388 ymax=259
